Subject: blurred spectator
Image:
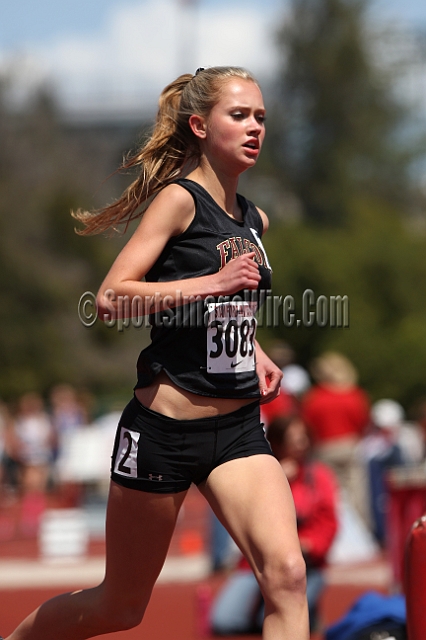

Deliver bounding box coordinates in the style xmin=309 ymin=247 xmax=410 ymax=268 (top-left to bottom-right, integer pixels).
xmin=358 ymin=399 xmax=424 ymax=545
xmin=261 ymin=341 xmax=309 ymax=428
xmin=301 ymin=351 xmax=370 ymax=525
xmin=260 ymin=389 xmax=295 ymax=429
xmin=209 ymin=510 xmax=240 ymax=574
xmin=0 ymin=402 xmax=14 ymax=493
xmin=14 ymin=392 xmax=56 ymax=535
xmin=281 ymin=363 xmax=311 ymax=399
xmin=408 ymin=397 xmax=426 ymax=459
xmin=49 ymin=384 xmax=88 ymax=457
xmin=0 ymin=403 xmax=4 ymax=464
xmin=0 ymin=402 xmax=7 ymax=489
xmin=267 ymin=340 xmax=311 ymax=400
xmin=210 ymin=414 xmax=338 ymax=634
xmin=267 ymin=340 xmax=296 ymax=371
xmin=1 ymin=402 xmax=22 ymax=497
xmin=372 ymin=399 xmax=424 ymax=465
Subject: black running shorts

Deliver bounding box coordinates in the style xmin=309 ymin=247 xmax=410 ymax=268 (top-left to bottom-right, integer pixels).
xmin=110 ymin=396 xmax=273 ymax=493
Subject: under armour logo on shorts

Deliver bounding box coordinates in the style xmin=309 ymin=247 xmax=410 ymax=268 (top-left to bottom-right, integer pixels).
xmin=148 ymin=474 xmax=163 ymax=481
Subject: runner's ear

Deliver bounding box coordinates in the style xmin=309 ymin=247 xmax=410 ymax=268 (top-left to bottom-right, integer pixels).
xmin=188 ymin=114 xmax=207 ymax=139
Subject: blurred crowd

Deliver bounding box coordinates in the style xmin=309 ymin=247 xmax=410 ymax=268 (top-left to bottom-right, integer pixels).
xmin=262 ymin=341 xmax=426 ymax=543
xmin=1 ymin=346 xmax=426 ymax=632
xmin=0 ymin=384 xmax=93 ymax=536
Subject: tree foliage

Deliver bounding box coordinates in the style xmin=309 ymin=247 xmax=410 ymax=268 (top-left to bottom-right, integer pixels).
xmin=249 ymin=0 xmax=426 ymax=411
xmin=264 ymin=0 xmax=420 ymax=226
xmin=259 ymin=199 xmax=426 ymax=407
xmin=0 ymin=79 xmax=150 ymax=401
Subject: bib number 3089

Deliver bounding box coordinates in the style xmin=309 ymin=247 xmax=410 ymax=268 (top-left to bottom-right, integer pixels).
xmin=207 ymin=301 xmax=257 ymax=374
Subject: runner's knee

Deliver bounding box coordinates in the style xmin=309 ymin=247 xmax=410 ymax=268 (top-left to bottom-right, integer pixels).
xmin=94 ymin=604 xmax=145 ymax=633
xmin=93 ymin=588 xmax=147 ymax=633
xmin=259 ymin=551 xmax=306 ymax=604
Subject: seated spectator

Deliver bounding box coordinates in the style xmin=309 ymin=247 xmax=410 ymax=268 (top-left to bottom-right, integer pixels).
xmin=301 ymin=351 xmax=370 ymax=525
xmin=358 ymin=399 xmax=424 ymax=545
xmin=210 ymin=414 xmax=339 ymax=634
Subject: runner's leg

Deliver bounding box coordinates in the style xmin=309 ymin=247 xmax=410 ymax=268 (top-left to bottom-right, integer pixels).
xmin=7 ymin=481 xmax=187 ymax=640
xmin=199 ymin=454 xmax=309 ymax=640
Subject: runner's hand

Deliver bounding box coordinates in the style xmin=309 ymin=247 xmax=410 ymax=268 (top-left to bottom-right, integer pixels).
xmin=256 ymin=342 xmax=283 ymax=404
xmin=211 ymin=253 xmax=260 ymax=296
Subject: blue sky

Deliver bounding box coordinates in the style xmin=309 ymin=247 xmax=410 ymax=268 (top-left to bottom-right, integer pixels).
xmin=1 ymin=0 xmax=425 ymax=116
xmin=1 ymin=0 xmax=425 ymax=50
xmin=4 ymin=1 xmax=273 ymax=49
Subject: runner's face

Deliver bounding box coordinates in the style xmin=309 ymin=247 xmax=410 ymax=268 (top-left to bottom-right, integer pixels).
xmin=204 ymin=79 xmax=266 ymax=174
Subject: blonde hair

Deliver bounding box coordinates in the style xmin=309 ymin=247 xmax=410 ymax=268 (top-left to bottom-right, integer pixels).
xmin=73 ymin=66 xmax=258 ymax=235
xmin=310 ymin=351 xmax=358 ymax=388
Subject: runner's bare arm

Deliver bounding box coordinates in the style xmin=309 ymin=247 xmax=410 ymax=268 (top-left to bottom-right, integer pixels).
xmin=97 ymin=185 xmax=261 ymax=320
xmin=256 ymin=207 xmax=269 ymax=235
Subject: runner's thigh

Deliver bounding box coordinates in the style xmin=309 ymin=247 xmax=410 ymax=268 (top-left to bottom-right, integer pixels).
xmin=199 ymin=455 xmax=300 ymax=575
xmin=102 ymin=481 xmax=187 ymax=606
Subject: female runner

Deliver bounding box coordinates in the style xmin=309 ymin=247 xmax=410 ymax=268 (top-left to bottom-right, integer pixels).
xmin=5 ymin=66 xmax=309 ymax=640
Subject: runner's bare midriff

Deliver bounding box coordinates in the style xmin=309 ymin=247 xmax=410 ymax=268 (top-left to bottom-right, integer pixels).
xmin=134 ymin=371 xmax=255 ymax=420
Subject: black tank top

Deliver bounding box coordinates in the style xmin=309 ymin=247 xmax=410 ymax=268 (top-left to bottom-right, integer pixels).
xmin=134 ymin=178 xmax=273 ymax=398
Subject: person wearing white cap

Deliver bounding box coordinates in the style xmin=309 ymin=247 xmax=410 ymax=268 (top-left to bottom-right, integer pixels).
xmin=371 ymin=399 xmax=423 ymax=465
xmin=359 ymin=400 xmax=405 ymax=543
xmin=281 ymin=364 xmax=311 ymax=398
xmin=359 ymin=399 xmax=424 ymax=544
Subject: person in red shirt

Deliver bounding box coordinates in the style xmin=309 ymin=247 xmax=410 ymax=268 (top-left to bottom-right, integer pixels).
xmin=301 ymin=351 xmax=370 ymax=525
xmin=210 ymin=414 xmax=339 ymax=634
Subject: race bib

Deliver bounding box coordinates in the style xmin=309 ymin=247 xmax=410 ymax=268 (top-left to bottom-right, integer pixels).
xmin=207 ymin=301 xmax=257 ymax=374
xmin=113 ymin=427 xmax=140 ymax=478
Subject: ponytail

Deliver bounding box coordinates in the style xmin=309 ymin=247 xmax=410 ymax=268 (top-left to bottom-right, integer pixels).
xmin=73 ymin=66 xmax=258 ymax=235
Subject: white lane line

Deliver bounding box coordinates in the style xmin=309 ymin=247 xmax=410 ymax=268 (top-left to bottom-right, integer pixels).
xmin=0 ymin=554 xmax=211 ymax=590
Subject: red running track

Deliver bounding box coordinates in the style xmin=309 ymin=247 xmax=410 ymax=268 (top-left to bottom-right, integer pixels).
xmin=0 ymin=486 xmax=390 ymax=639
xmin=0 ymin=578 xmax=387 ymax=639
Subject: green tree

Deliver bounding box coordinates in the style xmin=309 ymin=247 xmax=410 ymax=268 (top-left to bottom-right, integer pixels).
xmin=259 ymin=196 xmax=426 ymax=407
xmin=249 ymin=0 xmax=426 ymax=410
xmin=265 ymin=0 xmax=418 ymax=226
xmin=0 ymin=78 xmax=149 ymax=402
